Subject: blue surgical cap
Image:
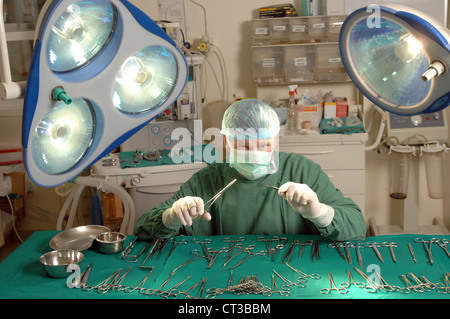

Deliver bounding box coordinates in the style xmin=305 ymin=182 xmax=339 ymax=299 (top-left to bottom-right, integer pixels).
xmin=220 ymin=99 xmax=280 ymax=140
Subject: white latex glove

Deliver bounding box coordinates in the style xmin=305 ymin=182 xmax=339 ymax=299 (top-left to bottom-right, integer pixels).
xmin=162 ymin=196 xmax=211 ymax=229
xmin=278 ymin=182 xmax=334 ymax=227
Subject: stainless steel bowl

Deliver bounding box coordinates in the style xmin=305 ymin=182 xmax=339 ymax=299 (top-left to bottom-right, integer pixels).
xmin=95 ymin=232 xmax=126 ymax=254
xmin=40 ymin=250 xmax=84 ymax=278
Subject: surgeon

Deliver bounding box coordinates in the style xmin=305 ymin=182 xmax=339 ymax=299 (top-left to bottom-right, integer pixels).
xmin=135 ymin=99 xmax=366 ymax=241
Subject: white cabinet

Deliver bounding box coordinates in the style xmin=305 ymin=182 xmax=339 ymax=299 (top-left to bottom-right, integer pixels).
xmin=279 ymin=133 xmax=367 ymax=215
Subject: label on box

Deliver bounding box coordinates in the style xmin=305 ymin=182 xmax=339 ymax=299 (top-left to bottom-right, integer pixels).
xmin=312 ymin=23 xmax=325 ymax=29
xmin=294 ymin=57 xmax=307 ymax=66
xmin=273 ymin=25 xmax=286 ymax=31
xmin=292 ymin=25 xmax=306 ymax=32
xmin=328 ymin=57 xmax=341 ymax=63
xmin=262 ymin=58 xmax=275 ymax=68
xmin=254 ymin=27 xmax=269 ymax=35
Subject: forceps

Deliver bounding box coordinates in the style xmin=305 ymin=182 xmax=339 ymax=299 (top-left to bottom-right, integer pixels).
xmin=192 ymin=238 xmax=212 ymax=261
xmin=365 ymin=242 xmax=384 ymax=263
xmin=327 ymin=242 xmax=346 ymax=261
xmin=285 ymin=262 xmax=320 ymax=281
xmin=414 ymin=238 xmax=435 ymax=264
xmin=380 ymin=242 xmax=398 ymax=263
xmin=273 ymin=269 xmax=306 ymax=289
xmin=167 ymin=237 xmax=188 ymax=259
xmin=436 ymin=238 xmax=450 ymax=258
xmin=227 ymin=250 xmax=267 ymax=270
xmin=340 ymin=269 xmax=365 ymax=289
xmin=223 ymin=237 xmax=246 ymax=257
xmin=266 ymin=274 xmax=290 ymax=297
xmin=204 ymin=178 xmax=237 ymax=212
xmin=320 ymin=273 xmax=348 ymax=294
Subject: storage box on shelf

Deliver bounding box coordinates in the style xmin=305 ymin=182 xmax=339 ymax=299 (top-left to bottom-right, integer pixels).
xmin=251 ymin=15 xmax=349 ymax=84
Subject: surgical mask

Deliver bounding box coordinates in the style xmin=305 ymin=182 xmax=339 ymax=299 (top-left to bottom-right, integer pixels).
xmin=229 ymin=149 xmax=273 ymax=180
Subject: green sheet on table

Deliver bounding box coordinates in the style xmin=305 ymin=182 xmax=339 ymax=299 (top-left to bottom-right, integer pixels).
xmin=0 ymin=231 xmax=449 ymax=300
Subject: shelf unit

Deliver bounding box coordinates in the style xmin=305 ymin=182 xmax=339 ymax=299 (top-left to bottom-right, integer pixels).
xmin=251 ymin=15 xmax=350 ymax=85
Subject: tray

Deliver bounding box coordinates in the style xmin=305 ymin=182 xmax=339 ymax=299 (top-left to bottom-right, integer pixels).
xmin=49 ymin=225 xmax=110 ymax=251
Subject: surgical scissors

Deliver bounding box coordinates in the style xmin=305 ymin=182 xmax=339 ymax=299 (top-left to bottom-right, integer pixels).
xmin=320 ymin=273 xmax=348 ymax=294
xmin=204 ymin=178 xmax=237 ymax=212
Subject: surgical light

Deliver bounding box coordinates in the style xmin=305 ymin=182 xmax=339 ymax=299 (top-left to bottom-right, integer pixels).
xmin=339 ymin=5 xmax=450 ymax=115
xmin=23 ymin=0 xmax=188 ymax=187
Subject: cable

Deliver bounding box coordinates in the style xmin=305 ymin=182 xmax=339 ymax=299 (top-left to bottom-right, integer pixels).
xmin=5 ymin=193 xmax=23 ymax=243
xmin=190 ymin=0 xmax=208 ymax=37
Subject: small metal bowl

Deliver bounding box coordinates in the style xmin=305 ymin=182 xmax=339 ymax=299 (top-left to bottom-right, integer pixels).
xmin=40 ymin=250 xmax=84 ymax=278
xmin=95 ymin=232 xmax=126 ymax=254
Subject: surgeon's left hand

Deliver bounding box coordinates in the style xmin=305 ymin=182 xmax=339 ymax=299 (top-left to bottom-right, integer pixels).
xmin=278 ymin=182 xmax=334 ymax=227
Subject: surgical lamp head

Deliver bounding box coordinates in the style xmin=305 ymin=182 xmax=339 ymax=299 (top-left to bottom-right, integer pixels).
xmin=22 ymin=0 xmax=188 ymax=187
xmin=339 ymin=5 xmax=450 ymax=115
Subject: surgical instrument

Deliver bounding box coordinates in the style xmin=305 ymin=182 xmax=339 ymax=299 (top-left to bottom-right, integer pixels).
xmin=344 ymin=242 xmax=353 ymax=265
xmin=436 ymin=238 xmax=450 ymax=258
xmin=267 ymin=274 xmax=290 ymax=296
xmin=340 ymin=269 xmax=365 ymax=289
xmin=171 ymin=277 xmax=207 ymax=299
xmin=166 ymin=237 xmax=188 ymax=260
xmin=257 ymin=236 xmax=287 ymax=259
xmin=207 ymin=247 xmax=229 ymax=269
xmin=79 ymin=263 xmax=93 ymax=289
xmin=408 ymin=243 xmax=417 ymax=263
xmin=311 ymin=240 xmax=320 ymax=262
xmin=158 ymin=275 xmax=192 ymax=299
xmin=285 ymin=262 xmax=320 ymax=281
xmin=297 ymin=240 xmax=314 ymax=260
xmin=121 ymin=235 xmax=140 ymax=259
xmin=355 ymin=243 xmax=364 ymax=267
xmin=83 ymin=268 xmax=122 ymax=293
xmin=320 ymin=273 xmax=348 ymax=294
xmin=222 ymin=244 xmax=254 ymax=268
xmin=380 ymin=242 xmax=398 ymax=263
xmin=123 ymin=267 xmax=154 ymax=293
xmin=227 ymin=250 xmax=267 ymax=270
xmin=204 ymin=178 xmax=237 ymax=213
xmin=414 ymin=238 xmax=434 ymax=265
xmin=273 ymin=269 xmax=306 ymax=289
xmin=353 ymin=267 xmax=378 ymax=293
xmin=258 ymin=183 xmax=279 ymax=191
xmin=327 ymin=242 xmax=346 ymax=261
xmin=223 ymin=236 xmax=246 ymax=257
xmin=281 ymin=240 xmax=299 ymax=264
xmin=365 ymin=242 xmax=384 ymax=263
xmin=192 ymin=238 xmax=212 ymax=261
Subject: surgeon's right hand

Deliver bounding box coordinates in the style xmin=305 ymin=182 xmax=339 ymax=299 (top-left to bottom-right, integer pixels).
xmin=162 ymin=196 xmax=211 ymax=229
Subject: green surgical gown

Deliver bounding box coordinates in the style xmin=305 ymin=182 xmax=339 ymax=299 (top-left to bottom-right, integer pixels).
xmin=134 ymin=152 xmax=366 ymax=241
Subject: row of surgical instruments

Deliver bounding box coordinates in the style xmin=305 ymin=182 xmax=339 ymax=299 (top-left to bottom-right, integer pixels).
xmin=327 ymin=238 xmax=450 ymax=267
xmin=320 ymin=268 xmax=450 ymax=295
